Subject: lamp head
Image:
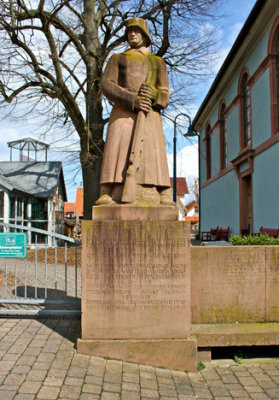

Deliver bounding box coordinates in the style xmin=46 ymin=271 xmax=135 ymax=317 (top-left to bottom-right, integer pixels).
xmin=184 ymin=124 xmax=197 ymax=137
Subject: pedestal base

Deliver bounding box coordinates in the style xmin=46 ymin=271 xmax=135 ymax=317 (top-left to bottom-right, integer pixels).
xmin=79 ymin=216 xmax=194 ymax=371
xmin=77 ymin=338 xmax=197 ymax=372
xmin=92 ymin=204 xmax=178 ymax=221
xmin=81 ymin=220 xmax=191 ymax=339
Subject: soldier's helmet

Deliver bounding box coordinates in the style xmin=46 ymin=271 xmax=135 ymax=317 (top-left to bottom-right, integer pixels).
xmin=125 ymin=18 xmax=151 ymax=46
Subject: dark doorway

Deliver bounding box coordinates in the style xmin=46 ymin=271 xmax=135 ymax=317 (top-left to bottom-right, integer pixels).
xmin=240 ymin=174 xmax=253 ymax=234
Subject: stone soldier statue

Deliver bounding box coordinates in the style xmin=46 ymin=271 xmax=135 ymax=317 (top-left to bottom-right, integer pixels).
xmin=96 ymin=18 xmax=173 ymax=205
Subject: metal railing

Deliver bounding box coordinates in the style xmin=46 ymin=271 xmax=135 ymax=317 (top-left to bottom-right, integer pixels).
xmin=0 ymin=222 xmax=81 ymax=317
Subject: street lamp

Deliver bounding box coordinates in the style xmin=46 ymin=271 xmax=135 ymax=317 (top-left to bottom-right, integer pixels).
xmin=173 ymin=113 xmax=196 ymax=202
xmin=183 ymin=118 xmax=200 ymax=237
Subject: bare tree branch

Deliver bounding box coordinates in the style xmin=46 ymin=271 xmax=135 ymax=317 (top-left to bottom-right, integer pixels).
xmin=0 ymin=0 xmax=223 ymax=218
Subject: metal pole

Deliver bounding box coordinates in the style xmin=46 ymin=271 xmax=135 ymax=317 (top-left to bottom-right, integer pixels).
xmin=35 ymin=234 xmax=38 ymax=299
xmin=45 ymin=236 xmax=47 ymax=298
xmin=173 ymin=113 xmax=191 ymax=203
xmin=198 ymin=134 xmax=201 ymax=238
xmin=14 ymin=259 xmax=17 ymax=297
xmin=65 ymin=242 xmax=67 ymax=293
xmin=24 ymin=258 xmax=27 ymax=299
xmin=183 ymin=118 xmax=200 ymax=237
xmin=75 ymin=245 xmax=78 ymax=298
xmin=173 ymin=122 xmax=177 ymax=203
xmin=4 ymin=261 xmax=7 ymax=298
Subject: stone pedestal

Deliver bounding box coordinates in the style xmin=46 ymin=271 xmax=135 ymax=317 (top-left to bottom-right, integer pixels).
xmin=78 ymin=339 xmax=197 ymax=371
xmin=92 ymin=204 xmax=179 ymax=221
xmin=77 ymin=207 xmax=197 ymax=371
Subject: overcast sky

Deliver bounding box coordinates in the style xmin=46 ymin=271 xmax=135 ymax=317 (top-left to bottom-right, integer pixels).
xmin=0 ymin=0 xmax=258 ymax=203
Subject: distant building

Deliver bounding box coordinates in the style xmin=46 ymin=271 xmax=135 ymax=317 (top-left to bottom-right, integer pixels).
xmin=64 ymin=188 xmax=83 ymax=239
xmin=64 ymin=188 xmax=83 ymax=219
xmin=0 ymin=138 xmax=67 ymax=245
xmin=185 ymin=200 xmax=199 ymax=234
xmin=193 ymin=0 xmax=279 ymax=235
xmin=170 ymin=177 xmax=189 ymax=220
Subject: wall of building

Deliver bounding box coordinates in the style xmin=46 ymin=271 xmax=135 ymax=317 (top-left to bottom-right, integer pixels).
xmin=198 ymin=7 xmax=278 ymax=235
xmin=191 ymin=246 xmax=279 ymax=324
xmin=251 ymin=70 xmax=271 ymax=148
xmin=253 ymin=142 xmax=279 ymax=231
xmin=199 ymin=127 xmax=206 ymax=186
xmin=200 ymin=170 xmax=239 ymax=234
xmin=227 ymin=107 xmax=240 ymax=161
xmin=211 ymin=128 xmax=220 ymax=177
xmin=246 ymin=26 xmax=271 ymax=76
xmin=224 ymin=79 xmax=239 ymax=108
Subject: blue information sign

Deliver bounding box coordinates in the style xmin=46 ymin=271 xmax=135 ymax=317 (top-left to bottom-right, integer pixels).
xmin=0 ymin=233 xmax=27 ymax=258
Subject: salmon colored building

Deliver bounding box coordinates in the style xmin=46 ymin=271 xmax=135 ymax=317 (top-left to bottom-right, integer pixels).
xmin=64 ymin=188 xmax=84 ymax=218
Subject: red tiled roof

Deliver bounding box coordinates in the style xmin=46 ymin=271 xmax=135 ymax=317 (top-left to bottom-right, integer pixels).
xmin=185 ymin=200 xmax=198 ymax=212
xmin=170 ymin=177 xmax=189 ymax=194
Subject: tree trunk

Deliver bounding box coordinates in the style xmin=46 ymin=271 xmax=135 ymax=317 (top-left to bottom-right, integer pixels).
xmin=80 ymin=89 xmax=104 ymax=220
xmin=82 ymin=154 xmax=103 ymax=220
xmin=81 ymin=0 xmax=105 ymax=219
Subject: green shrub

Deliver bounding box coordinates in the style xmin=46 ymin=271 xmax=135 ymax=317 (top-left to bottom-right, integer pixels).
xmin=234 ymin=355 xmax=243 ymax=364
xmin=230 ymin=233 xmax=279 ymax=246
xmin=197 ymin=361 xmax=206 ymax=371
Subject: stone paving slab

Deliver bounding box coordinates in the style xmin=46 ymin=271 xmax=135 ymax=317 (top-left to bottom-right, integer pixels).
xmin=0 ymin=318 xmax=279 ymax=399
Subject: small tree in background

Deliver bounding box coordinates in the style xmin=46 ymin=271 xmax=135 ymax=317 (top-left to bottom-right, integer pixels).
xmin=189 ymin=177 xmax=199 ymax=201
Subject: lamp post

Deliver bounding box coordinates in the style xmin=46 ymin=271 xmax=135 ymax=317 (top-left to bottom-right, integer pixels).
xmin=183 ymin=120 xmax=200 ymax=237
xmin=173 ymin=113 xmax=196 ymax=202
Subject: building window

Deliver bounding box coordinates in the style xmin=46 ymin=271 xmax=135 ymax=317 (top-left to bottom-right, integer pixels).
xmin=277 ymin=34 xmax=279 ymax=129
xmin=238 ymin=70 xmax=251 ymax=149
xmin=31 ymin=198 xmax=47 ymax=221
xmin=205 ymin=123 xmax=211 ymax=180
xmin=243 ymin=75 xmax=251 ymax=146
xmin=9 ymin=195 xmax=28 ymax=223
xmin=31 ymin=198 xmax=48 ymax=243
xmin=7 ymin=195 xmax=49 ymax=243
xmin=9 ymin=195 xmax=15 ymax=219
xmin=268 ymin=16 xmax=279 ymax=135
xmin=220 ymin=103 xmax=228 ymax=169
xmin=0 ymin=191 xmax=3 ymax=219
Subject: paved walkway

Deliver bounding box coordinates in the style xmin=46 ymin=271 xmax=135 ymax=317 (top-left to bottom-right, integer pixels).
xmin=0 ymin=318 xmax=279 ymax=400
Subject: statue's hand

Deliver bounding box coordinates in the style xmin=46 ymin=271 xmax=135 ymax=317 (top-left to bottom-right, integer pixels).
xmin=134 ymin=95 xmax=152 ymax=113
xmin=139 ymin=84 xmax=158 ymax=101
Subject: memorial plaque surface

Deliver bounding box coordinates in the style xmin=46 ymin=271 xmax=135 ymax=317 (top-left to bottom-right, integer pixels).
xmin=81 ymin=220 xmax=191 ymax=339
xmin=191 ymin=246 xmax=266 ymax=323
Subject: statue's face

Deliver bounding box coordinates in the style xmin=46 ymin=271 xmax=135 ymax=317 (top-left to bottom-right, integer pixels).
xmin=127 ymin=26 xmax=146 ymax=48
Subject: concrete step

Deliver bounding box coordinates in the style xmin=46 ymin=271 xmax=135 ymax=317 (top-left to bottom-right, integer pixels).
xmin=192 ymin=323 xmax=279 ymax=347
